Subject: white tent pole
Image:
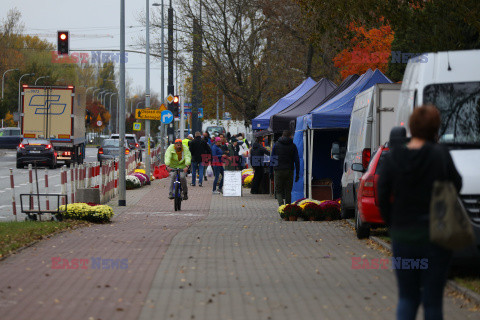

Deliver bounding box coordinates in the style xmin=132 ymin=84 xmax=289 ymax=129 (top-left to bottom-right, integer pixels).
xmin=303 ymin=130 xmax=307 ymax=197
xmin=308 ymin=129 xmax=314 ymax=199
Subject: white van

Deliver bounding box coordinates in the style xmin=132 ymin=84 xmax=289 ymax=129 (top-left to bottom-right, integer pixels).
xmin=396 ymin=50 xmax=480 ymax=256
xmin=338 ymin=83 xmax=401 ymax=218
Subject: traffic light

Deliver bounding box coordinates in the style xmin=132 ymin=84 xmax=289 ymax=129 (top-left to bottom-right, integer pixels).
xmin=85 ymin=110 xmax=91 ymax=125
xmin=57 ymin=31 xmax=69 ymax=55
xmin=173 ymin=95 xmax=179 ymax=116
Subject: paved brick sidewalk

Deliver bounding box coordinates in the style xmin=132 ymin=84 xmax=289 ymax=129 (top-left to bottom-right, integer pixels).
xmin=0 ymin=177 xmax=212 ymax=320
xmin=139 ymin=192 xmax=477 ymax=320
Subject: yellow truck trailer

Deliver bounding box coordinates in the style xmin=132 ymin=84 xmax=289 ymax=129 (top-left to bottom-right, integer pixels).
xmin=21 ymin=85 xmax=86 ymax=165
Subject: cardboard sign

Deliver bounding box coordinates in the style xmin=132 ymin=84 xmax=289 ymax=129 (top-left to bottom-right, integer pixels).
xmin=223 ymin=171 xmax=242 ymax=197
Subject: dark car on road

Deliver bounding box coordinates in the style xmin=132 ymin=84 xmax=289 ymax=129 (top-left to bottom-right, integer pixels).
xmin=97 ymin=138 xmax=132 ymax=166
xmin=16 ymin=138 xmax=57 ymax=169
xmin=139 ymin=136 xmax=155 ymax=149
xmin=0 ymin=127 xmax=22 ymax=149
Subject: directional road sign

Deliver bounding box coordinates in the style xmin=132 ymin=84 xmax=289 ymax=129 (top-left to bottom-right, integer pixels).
xmin=135 ymin=108 xmax=161 ymax=120
xmin=161 ymin=110 xmax=174 ymax=124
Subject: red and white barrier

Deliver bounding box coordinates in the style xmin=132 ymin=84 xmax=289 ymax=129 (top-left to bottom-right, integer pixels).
xmin=28 ymin=164 xmax=34 ymax=210
xmin=44 ymin=168 xmax=50 ymax=210
xmin=10 ymin=169 xmax=17 ymax=221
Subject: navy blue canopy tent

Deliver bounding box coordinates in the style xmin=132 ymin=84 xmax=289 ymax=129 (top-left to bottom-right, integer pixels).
xmin=268 ymin=78 xmax=337 ymax=133
xmin=292 ymin=69 xmax=392 ymax=202
xmin=251 ymin=77 xmax=316 ymax=130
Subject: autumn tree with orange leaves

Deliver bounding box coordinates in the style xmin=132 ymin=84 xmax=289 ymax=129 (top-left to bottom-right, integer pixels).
xmin=86 ymin=100 xmax=111 ymax=132
xmin=333 ymin=22 xmax=394 ymax=80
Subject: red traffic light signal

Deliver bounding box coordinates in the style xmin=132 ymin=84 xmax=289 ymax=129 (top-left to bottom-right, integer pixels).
xmin=173 ymin=95 xmax=179 ymax=104
xmin=57 ymin=31 xmax=69 ymax=55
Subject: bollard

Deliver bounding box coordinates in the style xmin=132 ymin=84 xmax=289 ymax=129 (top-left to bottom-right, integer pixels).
xmin=70 ymin=163 xmax=75 ymax=204
xmin=28 ymin=164 xmax=34 ymax=210
xmin=86 ymin=163 xmax=91 ymax=188
xmin=10 ymin=169 xmax=17 ymax=221
xmin=75 ymin=163 xmax=79 ymax=191
xmin=61 ymin=166 xmax=66 ymax=205
xmin=44 ymin=168 xmax=49 ymax=210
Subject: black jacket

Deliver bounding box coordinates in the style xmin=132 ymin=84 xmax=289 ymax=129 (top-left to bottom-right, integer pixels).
xmin=270 ymin=137 xmax=300 ymax=176
xmin=377 ymin=142 xmax=462 ymax=241
xmin=250 ymin=142 xmax=269 ymax=167
xmin=189 ymin=136 xmax=210 ymax=163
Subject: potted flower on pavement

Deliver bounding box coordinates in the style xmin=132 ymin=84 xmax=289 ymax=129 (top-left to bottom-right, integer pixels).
xmin=303 ymin=203 xmax=320 ymax=221
xmin=283 ymin=204 xmax=302 ymax=221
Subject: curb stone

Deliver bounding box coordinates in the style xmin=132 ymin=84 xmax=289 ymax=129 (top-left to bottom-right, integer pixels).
xmin=344 ymin=219 xmax=480 ymax=306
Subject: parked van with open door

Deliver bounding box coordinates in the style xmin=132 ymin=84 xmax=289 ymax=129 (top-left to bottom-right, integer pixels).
xmin=396 ymin=49 xmax=480 ymax=259
xmin=338 ymin=83 xmax=401 ymax=218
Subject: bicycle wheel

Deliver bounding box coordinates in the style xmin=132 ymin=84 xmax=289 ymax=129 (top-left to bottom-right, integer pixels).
xmin=174 ymin=183 xmax=181 ymax=211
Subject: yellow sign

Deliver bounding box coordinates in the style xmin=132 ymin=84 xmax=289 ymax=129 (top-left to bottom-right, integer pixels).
xmin=135 ymin=108 xmax=161 ymax=120
xmin=159 ymin=103 xmax=167 ymax=112
xmin=166 ymin=94 xmax=174 ymax=104
xmin=133 ymin=122 xmax=142 ymax=131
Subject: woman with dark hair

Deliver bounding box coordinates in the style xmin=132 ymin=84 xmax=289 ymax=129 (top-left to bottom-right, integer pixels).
xmin=378 ymin=105 xmax=462 ymax=320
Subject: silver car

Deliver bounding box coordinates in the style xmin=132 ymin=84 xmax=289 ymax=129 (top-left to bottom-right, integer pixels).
xmin=97 ymin=139 xmax=131 ymax=166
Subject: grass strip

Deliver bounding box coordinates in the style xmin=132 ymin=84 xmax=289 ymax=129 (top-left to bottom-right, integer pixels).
xmin=0 ymin=220 xmax=87 ymax=258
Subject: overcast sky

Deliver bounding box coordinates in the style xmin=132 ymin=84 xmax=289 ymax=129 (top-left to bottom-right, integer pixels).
xmin=2 ymin=0 xmax=166 ymax=98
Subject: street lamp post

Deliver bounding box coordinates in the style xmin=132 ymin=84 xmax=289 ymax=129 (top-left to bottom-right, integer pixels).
xmin=2 ymin=68 xmax=19 ymax=99
xmin=153 ymin=1 xmax=165 ymax=161
xmin=144 ymin=0 xmax=152 ymax=178
xmin=35 ymin=76 xmax=50 ymax=85
xmin=18 ymin=73 xmax=35 ymax=128
xmin=109 ymin=93 xmax=118 ymax=134
xmin=85 ymin=87 xmax=96 ymax=101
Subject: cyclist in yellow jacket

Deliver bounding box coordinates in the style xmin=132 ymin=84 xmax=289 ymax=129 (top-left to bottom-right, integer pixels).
xmin=165 ymin=139 xmax=191 ymax=200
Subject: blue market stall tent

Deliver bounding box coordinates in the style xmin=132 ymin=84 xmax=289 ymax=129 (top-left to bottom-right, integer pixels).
xmin=252 ymin=77 xmax=316 ymax=130
xmin=292 ymin=69 xmax=392 ymax=202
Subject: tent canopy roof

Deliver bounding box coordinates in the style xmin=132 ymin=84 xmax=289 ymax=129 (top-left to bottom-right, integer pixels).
xmin=306 ymin=69 xmax=392 ymax=129
xmin=269 ymin=78 xmax=337 ymax=133
xmin=252 ymin=77 xmax=316 ymax=130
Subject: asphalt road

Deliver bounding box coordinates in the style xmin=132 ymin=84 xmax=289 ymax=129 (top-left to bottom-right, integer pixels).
xmin=0 ymin=147 xmax=99 ymax=222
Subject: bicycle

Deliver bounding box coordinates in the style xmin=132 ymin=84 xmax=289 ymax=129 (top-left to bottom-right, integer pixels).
xmin=171 ymin=168 xmax=183 ymax=211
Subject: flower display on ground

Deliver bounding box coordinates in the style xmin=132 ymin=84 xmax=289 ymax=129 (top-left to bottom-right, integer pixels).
xmin=282 ymin=198 xmax=341 ymax=222
xmin=134 ymin=169 xmax=146 ymax=174
xmin=320 ymin=200 xmax=341 ymax=220
xmin=58 ymin=203 xmax=114 ymax=223
xmin=126 ymin=175 xmax=141 ymax=189
xmin=282 ymin=204 xmax=302 ymax=221
xmin=278 ymin=204 xmax=287 ymax=220
xmin=243 ymin=175 xmax=253 ymax=188
xmin=132 ymin=172 xmax=149 ymax=186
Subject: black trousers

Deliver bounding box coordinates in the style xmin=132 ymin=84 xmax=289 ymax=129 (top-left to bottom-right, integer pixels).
xmin=251 ymin=166 xmax=264 ymax=194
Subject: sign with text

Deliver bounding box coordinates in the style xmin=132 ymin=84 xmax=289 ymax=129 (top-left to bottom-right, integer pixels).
xmin=223 ymin=171 xmax=242 ymax=197
xmin=135 ymin=109 xmax=161 ymax=120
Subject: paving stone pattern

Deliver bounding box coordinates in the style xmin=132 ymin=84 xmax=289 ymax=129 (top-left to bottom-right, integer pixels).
xmin=139 ymin=192 xmax=477 ymax=320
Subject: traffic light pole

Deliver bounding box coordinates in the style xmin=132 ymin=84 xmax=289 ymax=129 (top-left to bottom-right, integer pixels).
xmin=145 ymin=0 xmax=151 ymax=178
xmin=166 ymin=2 xmax=175 ymax=144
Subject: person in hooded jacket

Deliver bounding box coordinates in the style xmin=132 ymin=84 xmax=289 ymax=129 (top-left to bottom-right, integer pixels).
xmin=377 ymin=105 xmax=462 ymax=320
xmin=270 ymin=130 xmax=300 ymax=206
xmin=250 ymin=136 xmax=270 ymax=194
xmin=189 ymin=131 xmax=209 ymax=187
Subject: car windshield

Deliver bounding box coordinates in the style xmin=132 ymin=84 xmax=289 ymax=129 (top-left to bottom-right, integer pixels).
xmin=423 ymin=82 xmax=480 ymax=146
xmin=207 ymin=127 xmax=224 ymax=135
xmin=103 ymin=139 xmax=120 ymax=147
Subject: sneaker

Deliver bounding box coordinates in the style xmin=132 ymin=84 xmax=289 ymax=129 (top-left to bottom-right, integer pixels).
xmin=190 ymin=183 xmax=196 ymax=186
xmin=204 ymin=177 xmax=208 ymax=181
xmin=212 ymin=190 xmax=220 ymax=194
xmin=168 ymin=192 xmax=174 ymax=199
xmin=218 ymin=188 xmax=223 ymax=194
xmin=183 ymin=193 xmax=188 ymax=200
xmin=198 ymin=184 xmax=202 ymax=187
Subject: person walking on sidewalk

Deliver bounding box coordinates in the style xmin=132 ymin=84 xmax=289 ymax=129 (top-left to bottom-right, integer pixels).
xmin=165 ymin=139 xmax=191 ymax=200
xmin=270 ymin=130 xmax=299 ymax=206
xmin=211 ymin=137 xmax=226 ymax=194
xmin=189 ymin=131 xmax=209 ymax=187
xmin=250 ymin=136 xmax=270 ymax=194
xmin=378 ymin=105 xmax=462 ymax=320
xmin=202 ymin=131 xmax=212 ymax=181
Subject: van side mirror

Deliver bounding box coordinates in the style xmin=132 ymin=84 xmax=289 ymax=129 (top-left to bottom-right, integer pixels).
xmin=351 ymin=163 xmax=365 ymax=173
xmin=331 ymin=142 xmax=346 ymax=160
